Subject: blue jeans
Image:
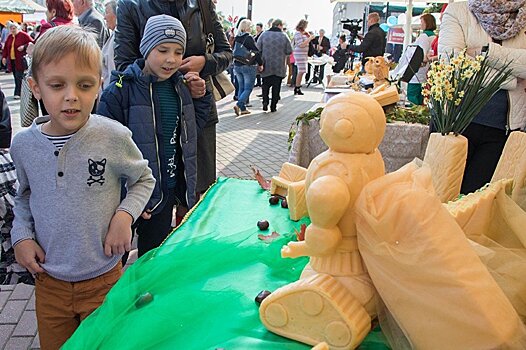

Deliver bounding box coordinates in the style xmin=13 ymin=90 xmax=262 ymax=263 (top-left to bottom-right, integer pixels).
xmin=234 ymin=64 xmax=256 ymax=110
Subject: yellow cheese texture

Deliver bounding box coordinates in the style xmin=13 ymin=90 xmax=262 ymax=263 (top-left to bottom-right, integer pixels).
xmin=447 ymin=179 xmax=526 ymax=322
xmin=423 ymin=133 xmax=467 ymax=203
xmin=355 ymin=162 xmax=526 ymax=349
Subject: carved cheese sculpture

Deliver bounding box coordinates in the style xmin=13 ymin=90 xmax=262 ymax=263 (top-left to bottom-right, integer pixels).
xmin=260 ymin=92 xmax=386 ymax=349
xmin=446 ymin=179 xmax=526 ymax=322
xmin=491 ymin=131 xmax=526 ymax=210
xmin=423 ymin=133 xmax=468 ymax=203
xmin=371 ymin=56 xmax=389 ymax=88
xmin=354 ymin=162 xmax=526 ymax=349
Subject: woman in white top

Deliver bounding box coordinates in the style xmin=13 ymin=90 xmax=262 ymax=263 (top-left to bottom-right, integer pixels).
xmin=407 ymin=14 xmax=436 ymax=105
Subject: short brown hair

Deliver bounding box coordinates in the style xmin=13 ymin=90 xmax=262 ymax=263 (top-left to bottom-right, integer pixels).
xmin=421 ymin=14 xmax=437 ymax=31
xmin=31 ymin=26 xmax=102 ymax=81
xmin=296 ymin=19 xmax=308 ymax=32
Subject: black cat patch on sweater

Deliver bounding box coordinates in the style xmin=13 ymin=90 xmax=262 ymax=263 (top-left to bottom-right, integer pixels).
xmin=87 ymin=158 xmax=106 ymax=186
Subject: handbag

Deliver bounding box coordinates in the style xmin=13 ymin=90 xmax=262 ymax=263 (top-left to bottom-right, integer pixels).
xmin=197 ymin=0 xmax=234 ymax=101
xmin=20 ymin=74 xmax=39 ymax=127
xmin=233 ymin=36 xmax=257 ymax=65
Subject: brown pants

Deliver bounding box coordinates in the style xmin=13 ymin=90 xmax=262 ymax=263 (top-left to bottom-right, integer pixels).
xmin=35 ymin=262 xmax=122 ymax=350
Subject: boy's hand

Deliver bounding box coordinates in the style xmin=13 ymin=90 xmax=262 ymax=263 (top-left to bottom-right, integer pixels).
xmin=179 ymin=56 xmax=206 ymax=74
xmin=104 ymin=211 xmax=133 ymax=257
xmin=184 ymin=72 xmax=206 ymax=98
xmin=141 ymin=210 xmax=152 ymax=220
xmin=14 ymin=240 xmax=46 ymax=274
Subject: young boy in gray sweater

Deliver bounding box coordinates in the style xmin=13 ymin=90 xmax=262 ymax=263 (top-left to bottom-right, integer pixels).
xmin=9 ymin=26 xmax=155 ymax=350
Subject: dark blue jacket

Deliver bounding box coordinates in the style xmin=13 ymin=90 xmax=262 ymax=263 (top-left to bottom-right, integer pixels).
xmin=98 ymin=59 xmax=211 ymax=213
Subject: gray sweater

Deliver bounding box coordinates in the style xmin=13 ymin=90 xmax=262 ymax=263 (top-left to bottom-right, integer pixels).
xmin=10 ymin=115 xmax=155 ymax=282
xmin=256 ymin=27 xmax=293 ymax=78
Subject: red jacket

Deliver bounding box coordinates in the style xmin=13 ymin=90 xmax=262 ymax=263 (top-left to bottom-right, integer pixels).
xmin=38 ymin=17 xmax=74 ymax=39
xmin=2 ymin=31 xmax=33 ymax=71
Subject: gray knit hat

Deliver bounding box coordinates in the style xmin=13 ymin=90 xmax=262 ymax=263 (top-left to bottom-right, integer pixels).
xmin=140 ymin=15 xmax=187 ymax=58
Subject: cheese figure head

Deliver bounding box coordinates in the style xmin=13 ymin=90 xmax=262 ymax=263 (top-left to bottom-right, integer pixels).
xmin=320 ymin=92 xmax=386 ymax=154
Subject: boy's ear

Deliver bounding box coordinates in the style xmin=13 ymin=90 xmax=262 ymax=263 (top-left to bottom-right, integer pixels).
xmin=28 ymin=76 xmax=41 ymax=100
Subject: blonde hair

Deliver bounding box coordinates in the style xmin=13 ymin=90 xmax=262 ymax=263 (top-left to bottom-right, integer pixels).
xmin=368 ymin=12 xmax=380 ymax=23
xmin=237 ymin=19 xmax=253 ymax=34
xmin=31 ymin=25 xmax=102 ymax=81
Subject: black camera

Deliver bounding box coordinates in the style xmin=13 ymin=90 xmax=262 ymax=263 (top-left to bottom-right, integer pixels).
xmin=341 ymin=18 xmax=362 ymax=38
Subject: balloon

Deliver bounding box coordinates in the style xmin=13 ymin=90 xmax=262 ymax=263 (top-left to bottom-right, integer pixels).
xmin=387 ymin=15 xmax=397 ymax=26
xmin=380 ymin=23 xmax=389 ymax=32
xmin=398 ymin=14 xmax=407 ymax=25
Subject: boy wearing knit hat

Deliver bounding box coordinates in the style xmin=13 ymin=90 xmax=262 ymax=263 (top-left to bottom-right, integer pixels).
xmin=99 ymin=15 xmax=212 ymax=257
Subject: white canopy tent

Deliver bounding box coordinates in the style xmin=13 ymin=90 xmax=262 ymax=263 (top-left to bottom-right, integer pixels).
xmin=330 ymin=0 xmax=466 ymax=50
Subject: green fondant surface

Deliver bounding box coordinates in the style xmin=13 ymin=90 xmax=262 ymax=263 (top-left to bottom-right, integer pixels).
xmin=64 ymin=177 xmax=389 ymax=349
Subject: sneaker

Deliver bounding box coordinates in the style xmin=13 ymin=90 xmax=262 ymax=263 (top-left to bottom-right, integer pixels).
xmin=233 ymin=105 xmax=240 ymax=116
xmin=240 ymin=109 xmax=251 ymax=115
xmin=13 ymin=95 xmax=20 ymax=100
xmin=270 ymin=107 xmax=277 ymax=113
xmin=262 ymin=103 xmax=268 ymax=112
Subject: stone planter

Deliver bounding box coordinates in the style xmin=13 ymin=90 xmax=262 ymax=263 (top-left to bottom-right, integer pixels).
xmin=288 ymin=120 xmax=430 ymax=173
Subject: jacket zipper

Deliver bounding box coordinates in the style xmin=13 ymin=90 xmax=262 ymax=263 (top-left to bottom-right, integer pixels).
xmin=150 ymin=84 xmax=164 ymax=211
xmin=177 ymin=87 xmax=190 ymax=206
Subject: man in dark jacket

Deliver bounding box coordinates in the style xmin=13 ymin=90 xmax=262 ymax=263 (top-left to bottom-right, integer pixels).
xmin=256 ymin=19 xmax=292 ymax=112
xmin=114 ymin=0 xmax=233 ymax=193
xmin=349 ymin=12 xmax=386 ymax=66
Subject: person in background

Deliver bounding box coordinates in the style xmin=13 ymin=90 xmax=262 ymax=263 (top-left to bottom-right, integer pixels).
xmin=12 ymin=26 xmax=154 ymax=349
xmin=257 ymin=18 xmax=292 ymax=113
xmin=348 ymin=12 xmax=386 ymax=66
xmin=292 ymin=19 xmax=314 ymax=95
xmin=311 ymin=28 xmax=330 ymax=83
xmin=72 ymin=0 xmax=110 ymax=48
xmin=406 ymin=14 xmax=436 ymax=105
xmin=439 ymin=0 xmax=526 ymax=194
xmin=232 ymin=19 xmax=263 ymax=115
xmin=0 ymin=86 xmax=26 ymax=285
xmin=30 ymin=25 xmax=40 ymax=39
xmin=304 ymin=30 xmax=315 ymax=84
xmin=1 ymin=22 xmax=33 ymax=99
xmin=332 ymin=34 xmax=349 ymax=73
xmin=226 ymin=26 xmax=237 ymax=99
xmin=429 ymin=4 xmax=448 ymax=62
xmin=27 ymin=0 xmax=75 ymax=119
xmin=0 ymin=23 xmax=7 ymax=72
xmin=101 ymin=0 xmax=116 ymax=89
xmin=254 ymin=22 xmax=263 ymax=87
xmin=38 ymin=0 xmax=75 ymax=39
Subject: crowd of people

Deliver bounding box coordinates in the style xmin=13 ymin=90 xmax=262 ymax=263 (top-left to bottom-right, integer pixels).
xmin=0 ymin=0 xmax=526 ymax=349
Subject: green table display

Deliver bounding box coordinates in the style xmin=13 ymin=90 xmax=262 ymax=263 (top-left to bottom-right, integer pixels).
xmin=63 ymin=178 xmax=389 ymax=349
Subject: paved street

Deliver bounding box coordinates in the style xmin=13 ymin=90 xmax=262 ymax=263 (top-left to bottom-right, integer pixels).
xmin=0 ymin=71 xmax=323 ymax=349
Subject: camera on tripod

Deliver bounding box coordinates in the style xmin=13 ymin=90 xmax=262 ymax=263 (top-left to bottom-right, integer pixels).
xmin=341 ymin=18 xmax=362 ymax=42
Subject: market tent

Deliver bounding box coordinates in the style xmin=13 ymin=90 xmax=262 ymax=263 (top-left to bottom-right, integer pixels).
xmin=0 ymin=0 xmax=34 ymax=13
xmin=20 ymin=0 xmax=46 ymax=23
xmin=0 ymin=0 xmax=34 ymax=24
